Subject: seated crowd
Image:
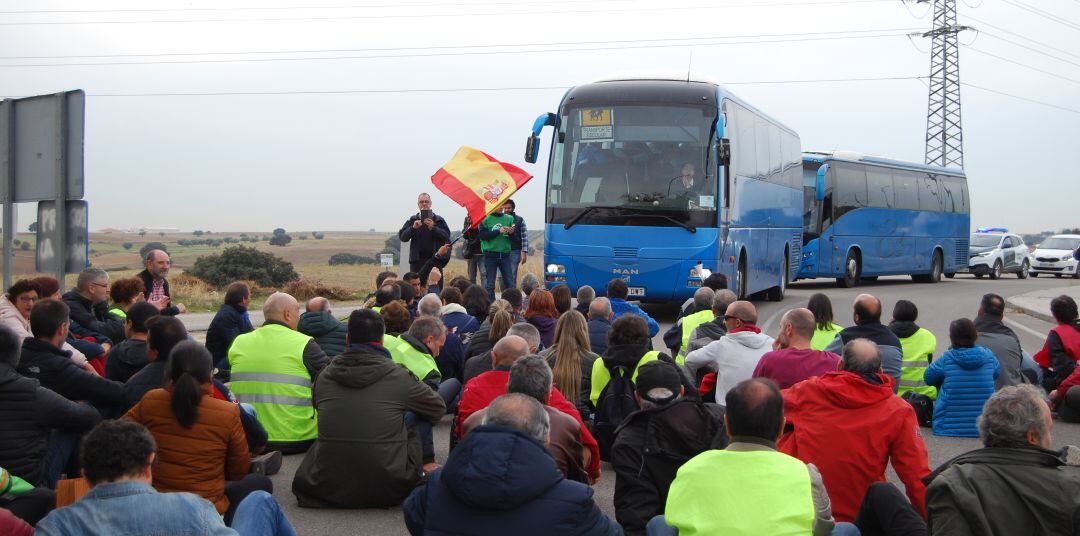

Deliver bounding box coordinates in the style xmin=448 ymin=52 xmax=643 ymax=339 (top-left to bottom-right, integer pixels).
xmin=3 ymin=252 xmax=1080 ymax=536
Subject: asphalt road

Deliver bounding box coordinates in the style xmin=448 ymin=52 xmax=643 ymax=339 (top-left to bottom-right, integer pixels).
xmin=259 ymin=273 xmax=1080 ymax=535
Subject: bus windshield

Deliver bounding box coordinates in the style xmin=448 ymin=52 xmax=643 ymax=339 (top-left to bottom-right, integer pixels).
xmin=547 ymin=105 xmax=718 ymax=228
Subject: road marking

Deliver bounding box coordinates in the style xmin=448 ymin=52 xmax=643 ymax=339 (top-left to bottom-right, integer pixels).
xmin=1003 ymin=317 xmax=1047 ymax=340
xmin=761 ymin=306 xmax=791 ymax=335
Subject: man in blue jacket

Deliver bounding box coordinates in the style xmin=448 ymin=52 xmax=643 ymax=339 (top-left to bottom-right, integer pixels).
xmin=403 ymin=393 xmax=621 ymax=535
xmin=205 ymin=282 xmax=254 ymax=380
xmin=606 ymin=279 xmax=660 ymax=338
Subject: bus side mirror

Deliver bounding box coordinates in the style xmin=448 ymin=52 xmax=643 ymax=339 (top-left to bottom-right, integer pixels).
xmin=717 ymin=138 xmax=731 ymax=166
xmin=815 ymin=164 xmax=828 ymax=201
xmin=525 ymin=113 xmax=558 ymax=164
xmin=525 ymin=134 xmax=541 ymax=164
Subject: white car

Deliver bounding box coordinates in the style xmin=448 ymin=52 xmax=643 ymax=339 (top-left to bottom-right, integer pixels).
xmin=967 ymin=232 xmax=1030 ymax=279
xmin=1030 ymin=234 xmax=1080 ymax=279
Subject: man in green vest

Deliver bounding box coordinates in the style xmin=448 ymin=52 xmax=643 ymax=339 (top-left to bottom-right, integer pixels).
xmin=478 ymin=205 xmax=517 ymax=301
xmin=888 ymin=300 xmax=939 ymax=400
xmin=663 ymin=287 xmax=715 ymax=365
xmin=229 ymin=292 xmax=330 ymax=454
xmin=652 ymin=378 xmax=856 ymax=536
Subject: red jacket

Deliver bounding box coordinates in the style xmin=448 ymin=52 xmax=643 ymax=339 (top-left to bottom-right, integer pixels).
xmin=779 ymin=371 xmax=930 ymax=522
xmin=1034 ymin=323 xmax=1080 ymax=369
xmin=456 ymin=369 xmax=601 ymax=481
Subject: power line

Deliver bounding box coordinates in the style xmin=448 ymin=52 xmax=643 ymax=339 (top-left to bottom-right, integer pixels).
xmin=0 ymin=0 xmax=895 ymax=26
xmin=0 ymin=75 xmax=925 ymax=99
xmin=0 ymin=30 xmax=915 ymax=68
xmin=963 ymin=14 xmax=1080 ymax=60
xmin=966 ymin=46 xmax=1080 ymax=85
xmin=978 ymin=30 xmax=1080 ymax=69
xmin=961 ymin=82 xmax=1080 ymax=115
xmin=999 ymin=0 xmax=1080 ymax=32
xmin=0 ymin=0 xmax=634 ymax=15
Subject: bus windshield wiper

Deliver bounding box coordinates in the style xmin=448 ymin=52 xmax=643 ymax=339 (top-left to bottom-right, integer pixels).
xmin=624 ymin=211 xmax=697 ymax=233
xmin=563 ymin=205 xmax=620 ymax=230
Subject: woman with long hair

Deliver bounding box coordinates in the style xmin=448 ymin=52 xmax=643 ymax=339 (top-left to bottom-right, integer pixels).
xmin=465 ymin=299 xmax=514 ymax=359
xmin=462 ymin=284 xmax=491 ymax=325
xmin=807 ymin=293 xmax=842 ymax=350
xmin=525 ymin=289 xmax=559 ymax=348
xmin=123 ymin=341 xmax=273 ymax=526
xmin=551 ymin=284 xmax=573 ymax=316
xmin=540 ymin=310 xmax=599 ymax=419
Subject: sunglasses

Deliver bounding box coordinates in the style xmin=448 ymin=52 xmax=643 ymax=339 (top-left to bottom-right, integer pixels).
xmin=723 ymin=315 xmax=742 ymax=322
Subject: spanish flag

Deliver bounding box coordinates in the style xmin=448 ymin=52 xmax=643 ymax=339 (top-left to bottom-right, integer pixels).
xmin=431 ymin=146 xmax=533 ymax=229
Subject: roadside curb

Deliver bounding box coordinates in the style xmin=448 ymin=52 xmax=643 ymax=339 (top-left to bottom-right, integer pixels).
xmin=1006 ymin=285 xmax=1080 ymax=324
xmin=1005 ymin=300 xmax=1055 ymax=323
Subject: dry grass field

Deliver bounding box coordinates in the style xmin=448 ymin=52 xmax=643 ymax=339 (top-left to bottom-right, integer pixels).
xmin=0 ymin=230 xmax=545 ymax=312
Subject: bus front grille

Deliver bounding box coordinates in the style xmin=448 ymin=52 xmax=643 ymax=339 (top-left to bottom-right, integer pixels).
xmin=613 ymin=247 xmax=638 ymax=258
xmin=955 ymin=239 xmax=969 ymax=265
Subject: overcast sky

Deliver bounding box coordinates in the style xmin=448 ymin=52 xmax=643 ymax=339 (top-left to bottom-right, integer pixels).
xmin=0 ymin=0 xmax=1076 ymax=235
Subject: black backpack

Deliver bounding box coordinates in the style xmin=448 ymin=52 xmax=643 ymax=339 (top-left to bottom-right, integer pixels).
xmin=901 ymin=391 xmax=933 ymax=428
xmin=593 ymin=365 xmax=640 ymax=461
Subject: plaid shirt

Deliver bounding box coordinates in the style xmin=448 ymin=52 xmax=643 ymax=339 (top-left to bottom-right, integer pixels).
xmin=148 ymin=279 xmax=166 ymax=303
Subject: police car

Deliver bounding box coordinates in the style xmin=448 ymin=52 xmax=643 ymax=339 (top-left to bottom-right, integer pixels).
xmin=1029 ymin=234 xmax=1080 ymax=279
xmin=967 ymin=228 xmax=1030 ymax=279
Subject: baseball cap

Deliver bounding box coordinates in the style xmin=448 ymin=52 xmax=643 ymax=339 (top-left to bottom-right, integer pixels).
xmin=635 ymin=361 xmax=683 ymax=405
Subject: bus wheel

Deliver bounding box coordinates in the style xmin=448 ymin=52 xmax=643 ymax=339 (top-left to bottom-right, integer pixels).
xmin=836 ymin=251 xmax=860 ymax=288
xmin=928 ymin=251 xmax=943 ymax=283
xmin=766 ymin=254 xmax=788 ymax=302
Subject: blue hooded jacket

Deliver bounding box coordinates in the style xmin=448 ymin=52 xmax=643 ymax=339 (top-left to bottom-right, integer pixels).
xmin=925 ymin=345 xmax=1000 ymax=437
xmin=403 ymin=425 xmax=621 ymax=536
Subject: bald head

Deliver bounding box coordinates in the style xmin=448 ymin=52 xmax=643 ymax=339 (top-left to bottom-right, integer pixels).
xmin=841 ymin=338 xmax=883 ymax=373
xmin=263 ymin=292 xmax=301 ymax=330
xmin=306 ymin=297 xmax=330 ymax=313
xmin=492 ymin=335 xmax=529 ymax=367
xmin=726 ymin=301 xmax=757 ymax=324
xmin=780 ymin=308 xmax=816 ymax=343
xmin=853 ymin=294 xmax=882 ymax=325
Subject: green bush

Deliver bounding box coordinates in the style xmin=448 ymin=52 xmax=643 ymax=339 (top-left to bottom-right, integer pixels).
xmin=269 ymin=234 xmax=292 ymax=247
xmin=328 ymin=252 xmax=378 ymax=266
xmin=122 ymin=242 xmax=133 ymax=250
xmin=20 ymin=242 xmax=29 ymax=251
xmin=188 ymin=245 xmax=298 ymax=288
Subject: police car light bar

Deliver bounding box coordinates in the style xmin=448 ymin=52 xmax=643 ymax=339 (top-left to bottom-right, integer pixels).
xmin=976 ymin=227 xmax=1008 ymax=233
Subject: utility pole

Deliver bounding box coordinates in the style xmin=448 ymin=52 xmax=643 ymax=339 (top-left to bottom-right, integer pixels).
xmin=918 ymin=0 xmax=971 ymax=169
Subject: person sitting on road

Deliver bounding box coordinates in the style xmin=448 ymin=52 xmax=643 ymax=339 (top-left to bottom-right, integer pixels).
xmin=228 ymin=292 xmax=329 ymax=454
xmin=205 ymin=282 xmax=255 ymax=380
xmin=297 ymin=297 xmax=348 ymax=358
xmin=107 ymin=277 xmax=146 ymax=320
xmin=808 ymin=293 xmax=842 ymax=351
xmin=17 ymin=299 xmax=125 ymax=412
xmin=683 ymin=289 xmax=737 ymax=356
xmin=889 ymin=300 xmax=939 ymax=400
xmin=32 ymin=276 xmax=108 ymax=374
xmin=825 ymin=294 xmax=904 ymax=391
xmin=753 ymin=308 xmax=840 ymax=389
xmin=104 ymin=302 xmax=160 ymax=383
xmin=372 ymin=283 xmax=401 ymax=312
xmin=35 ymin=420 xmax=296 ymax=536
xmin=1034 ymin=295 xmax=1080 ymax=392
xmin=575 ymin=285 xmax=595 ymax=317
xmin=293 ymin=309 xmax=445 ymax=508
xmin=403 ymin=394 xmax=621 ymax=535
xmin=362 ymin=270 xmax=398 ymax=309
xmin=463 ymin=284 xmax=492 ymax=325
xmin=461 ymin=356 xmax=591 ymax=483
xmin=0 ymin=279 xmax=95 ymax=374
xmin=396 ymin=280 xmax=418 ymax=317
xmin=0 ymin=323 xmax=100 ymax=491
xmin=462 ymin=302 xmax=516 ymax=380
xmin=122 ymin=316 xmax=188 ymax=409
xmin=439 ymin=287 xmax=480 ymax=341
xmin=501 ymin=287 xmax=525 ymax=323
xmin=123 ymin=341 xmax=273 ymax=525
xmin=524 ymin=289 xmax=559 ymax=349
xmin=925 ymin=384 xmax=1080 ymax=535
xmin=552 ymin=284 xmax=573 ymax=316
xmin=540 ymin=310 xmax=599 ymax=421
xmin=612 ymin=361 xmax=725 ymax=535
xmin=0 ymin=465 xmax=56 ymax=528
xmin=520 ymin=272 xmax=541 ymax=311
xmin=456 ymin=336 xmax=601 ymax=482
xmin=662 ymin=287 xmax=714 ymax=364
xmin=676 ymin=273 xmax=727 ymax=320
xmin=780 ymin=339 xmax=930 ymax=522
xmin=592 ymin=315 xmax=694 ymax=461
xmin=652 ymin=378 xmax=852 ymax=536
xmin=586 ymin=297 xmax=614 ymax=356
xmin=924 ymin=318 xmax=1000 ymax=438
xmin=684 ymin=301 xmax=774 ymax=403
xmin=606 ymin=278 xmax=660 ymax=337
xmin=62 ymin=267 xmax=126 ymax=346
xmin=974 ymin=293 xmax=1025 ymax=389
xmin=417 ymin=294 xmax=467 ymax=386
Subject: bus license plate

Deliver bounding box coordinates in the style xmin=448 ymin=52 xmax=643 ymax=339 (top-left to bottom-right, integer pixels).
xmin=628 ymin=287 xmax=645 ymax=297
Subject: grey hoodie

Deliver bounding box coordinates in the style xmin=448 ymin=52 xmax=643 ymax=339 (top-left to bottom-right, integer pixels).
xmin=685 ymin=330 xmax=774 ymax=404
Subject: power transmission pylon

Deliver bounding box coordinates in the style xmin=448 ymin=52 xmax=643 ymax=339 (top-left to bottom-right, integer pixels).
xmin=918 ymin=0 xmax=971 ymax=169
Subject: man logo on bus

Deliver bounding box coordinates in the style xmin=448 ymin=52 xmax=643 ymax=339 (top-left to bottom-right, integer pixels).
xmin=612 ymin=268 xmax=639 ymax=276
xmin=477 ymin=180 xmax=510 ymax=203
xmin=589 ymin=110 xmax=605 ymax=121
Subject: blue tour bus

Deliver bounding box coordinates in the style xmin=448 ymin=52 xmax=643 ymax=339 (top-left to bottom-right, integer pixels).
xmin=797 ymin=151 xmax=970 ymax=287
xmin=525 ymin=74 xmax=803 ymax=301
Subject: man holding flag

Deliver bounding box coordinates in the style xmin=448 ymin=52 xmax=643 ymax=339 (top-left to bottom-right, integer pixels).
xmin=430 ymin=146 xmax=534 ymax=300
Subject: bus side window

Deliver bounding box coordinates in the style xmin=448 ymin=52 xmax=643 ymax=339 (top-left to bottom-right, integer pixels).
xmin=940 ymin=176 xmax=967 ymax=213
xmin=755 ymin=115 xmax=770 ymax=180
xmin=918 ymin=174 xmax=942 ymax=212
xmin=833 ymin=162 xmax=867 ymax=220
xmin=893 ymin=170 xmax=919 ymax=210
xmin=866 ymin=169 xmax=895 ymax=208
xmin=735 ymin=106 xmax=756 ymax=179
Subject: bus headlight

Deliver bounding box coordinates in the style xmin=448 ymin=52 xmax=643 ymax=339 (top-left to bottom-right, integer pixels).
xmin=546 ymin=264 xmax=565 ymax=274
xmin=700 ymin=268 xmax=712 ymax=279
